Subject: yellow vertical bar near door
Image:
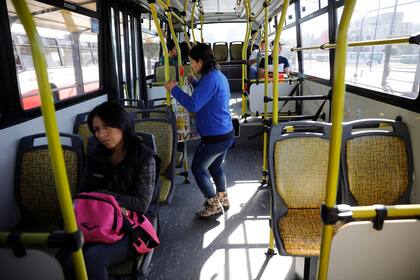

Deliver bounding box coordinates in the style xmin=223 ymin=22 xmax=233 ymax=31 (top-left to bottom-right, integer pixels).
xmin=166 ymin=0 xmax=184 ymax=86
xmin=11 ymin=1 xmax=87 ymax=279
xmin=242 ymin=0 xmax=251 ymax=116
xmin=317 ymin=1 xmax=356 ymax=279
xmin=150 ymin=3 xmax=171 ymax=106
xmin=191 ymin=1 xmax=197 ymax=44
xmin=182 ymin=0 xmax=191 ymax=49
xmin=261 ymin=0 xmax=269 ymax=184
xmin=271 ymin=0 xmax=289 ymax=125
xmin=200 ymin=12 xmax=204 ymax=43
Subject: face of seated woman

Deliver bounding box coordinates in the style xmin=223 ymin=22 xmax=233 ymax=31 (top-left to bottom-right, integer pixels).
xmin=92 ymin=116 xmax=124 ymax=151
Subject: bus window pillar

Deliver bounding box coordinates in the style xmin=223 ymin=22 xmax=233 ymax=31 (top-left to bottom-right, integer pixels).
xmin=71 ymin=31 xmax=84 ymax=96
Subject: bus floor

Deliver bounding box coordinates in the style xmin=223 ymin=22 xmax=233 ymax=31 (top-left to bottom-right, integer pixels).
xmin=144 ymin=120 xmax=307 ymax=280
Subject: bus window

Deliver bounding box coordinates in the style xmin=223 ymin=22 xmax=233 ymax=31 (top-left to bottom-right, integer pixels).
xmin=6 ymin=0 xmax=99 ymax=111
xmin=338 ymin=0 xmax=420 ymax=99
xmin=280 ymin=27 xmax=298 ymax=73
xmin=301 ymin=13 xmax=329 ymax=79
xmin=141 ymin=13 xmax=160 ymax=76
xmin=202 ymin=23 xmax=246 ymax=46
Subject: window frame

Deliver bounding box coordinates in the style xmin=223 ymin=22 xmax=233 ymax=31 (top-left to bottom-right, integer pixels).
xmin=0 ymin=0 xmax=104 ymax=128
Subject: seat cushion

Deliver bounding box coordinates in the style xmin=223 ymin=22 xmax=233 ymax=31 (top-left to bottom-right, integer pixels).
xmin=278 ymin=208 xmax=322 ymax=256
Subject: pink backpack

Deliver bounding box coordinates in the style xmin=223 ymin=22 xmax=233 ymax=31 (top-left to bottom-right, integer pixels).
xmin=74 ymin=192 xmax=124 ymax=244
xmin=123 ymin=211 xmax=160 ymax=254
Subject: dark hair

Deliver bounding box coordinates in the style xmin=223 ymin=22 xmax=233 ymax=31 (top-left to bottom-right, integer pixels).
xmin=166 ymin=38 xmax=176 ymax=52
xmin=87 ymin=101 xmax=136 ymax=152
xmin=189 ymin=43 xmax=219 ymax=76
xmin=251 ymin=30 xmax=258 ymax=36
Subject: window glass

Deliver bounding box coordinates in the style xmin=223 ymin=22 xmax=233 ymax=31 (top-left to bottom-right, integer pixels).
xmin=141 ymin=13 xmax=160 ymax=76
xmin=285 ymin=3 xmax=296 ymax=25
xmin=320 ymin=0 xmax=329 ymax=9
xmin=7 ymin=0 xmax=99 ymax=110
xmin=202 ymin=23 xmax=246 ymax=45
xmin=338 ymin=0 xmax=420 ymax=98
xmin=300 ymin=0 xmax=320 ymax=18
xmin=280 ymin=27 xmax=298 ymax=73
xmin=301 ymin=13 xmax=330 ymax=79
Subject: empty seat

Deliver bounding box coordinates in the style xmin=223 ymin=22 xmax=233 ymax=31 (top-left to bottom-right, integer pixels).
xmin=213 ymin=42 xmax=228 ymax=62
xmin=154 ymin=62 xmax=178 ymax=82
xmin=341 ymin=119 xmax=413 ymax=206
xmin=15 ymin=133 xmax=84 ymax=229
xmin=269 ymin=121 xmax=331 ymax=257
xmin=133 ymin=119 xmax=177 ymax=203
xmin=229 ymin=41 xmax=243 ymax=61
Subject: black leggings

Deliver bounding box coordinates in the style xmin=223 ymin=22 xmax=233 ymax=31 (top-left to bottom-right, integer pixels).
xmin=61 ymin=236 xmax=136 ymax=280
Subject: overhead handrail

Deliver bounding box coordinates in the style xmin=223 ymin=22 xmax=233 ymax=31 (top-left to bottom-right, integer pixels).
xmin=291 ymin=34 xmax=420 ymax=52
xmin=10 ymin=1 xmax=87 ymax=279
xmin=200 ymin=12 xmax=204 ymax=43
xmin=165 ymin=0 xmax=184 ymax=86
xmin=241 ymin=0 xmax=251 ymax=116
xmin=317 ymin=1 xmax=356 ymax=279
xmin=149 ymin=0 xmax=171 ymax=106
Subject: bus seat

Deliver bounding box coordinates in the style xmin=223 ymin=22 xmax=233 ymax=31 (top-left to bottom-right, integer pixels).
xmin=73 ymin=112 xmax=91 ymax=154
xmin=213 ymin=42 xmax=228 ymax=62
xmin=249 ymin=82 xmax=296 ymax=114
xmin=341 ymin=119 xmax=413 ymax=206
xmin=14 ymin=133 xmax=84 ymax=229
xmin=229 ymin=41 xmax=243 ymax=61
xmin=133 ymin=119 xmax=176 ymax=204
xmin=0 ymin=248 xmax=65 ymax=280
xmin=133 ymin=108 xmax=175 ymax=121
xmin=327 ymin=219 xmax=420 ymax=279
xmin=106 ymin=132 xmax=161 ymax=279
xmin=183 ymin=64 xmax=191 ymax=76
xmin=268 ymin=121 xmax=331 ymax=257
xmin=153 ymin=62 xmax=178 ymax=82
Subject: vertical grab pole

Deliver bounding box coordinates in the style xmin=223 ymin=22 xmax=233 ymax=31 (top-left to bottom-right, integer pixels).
xmin=200 ymin=12 xmax=204 ymax=43
xmin=165 ymin=0 xmax=184 ymax=86
xmin=191 ymin=0 xmax=197 ymax=44
xmin=261 ymin=0 xmax=270 ymax=186
xmin=268 ymin=0 xmax=289 ymax=254
xmin=317 ymin=1 xmax=356 ymax=279
xmin=272 ymin=0 xmax=289 ymax=125
xmin=11 ymin=1 xmax=87 ymax=279
xmin=241 ymin=0 xmax=251 ymax=117
xmin=150 ymin=1 xmax=171 ymax=107
xmin=182 ymin=0 xmax=191 ymax=49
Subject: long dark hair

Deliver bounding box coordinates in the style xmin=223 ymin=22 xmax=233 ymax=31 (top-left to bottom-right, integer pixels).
xmin=87 ymin=101 xmax=136 ymax=152
xmin=189 ymin=43 xmax=219 ymax=76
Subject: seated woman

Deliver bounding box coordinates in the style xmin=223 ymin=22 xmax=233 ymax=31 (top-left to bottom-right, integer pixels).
xmin=62 ymin=101 xmax=157 ymax=280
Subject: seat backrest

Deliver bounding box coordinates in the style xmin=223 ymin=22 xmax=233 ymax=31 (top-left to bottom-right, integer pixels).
xmin=269 ymin=121 xmax=331 ymax=210
xmin=328 ymin=219 xmax=420 ymax=280
xmin=213 ymin=42 xmax=228 ymax=62
xmin=229 ymin=41 xmax=243 ymax=61
xmin=133 ymin=119 xmax=176 ymax=202
xmin=15 ymin=133 xmax=84 ymax=226
xmin=0 ymin=248 xmax=65 ymax=280
xmin=341 ymin=119 xmax=413 ymax=206
xmin=73 ymin=112 xmax=91 ymax=153
xmin=134 ymin=108 xmax=175 ymax=121
xmin=154 ymin=62 xmax=178 ymax=82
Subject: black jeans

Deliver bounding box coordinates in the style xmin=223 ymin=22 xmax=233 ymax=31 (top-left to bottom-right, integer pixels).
xmin=61 ymin=236 xmax=136 ymax=280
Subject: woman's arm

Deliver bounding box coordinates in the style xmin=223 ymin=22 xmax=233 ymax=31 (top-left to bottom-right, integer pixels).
xmin=112 ymin=156 xmax=156 ymax=214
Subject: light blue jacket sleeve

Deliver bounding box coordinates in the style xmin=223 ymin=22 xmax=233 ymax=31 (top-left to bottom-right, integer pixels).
xmin=171 ymin=75 xmax=216 ymax=112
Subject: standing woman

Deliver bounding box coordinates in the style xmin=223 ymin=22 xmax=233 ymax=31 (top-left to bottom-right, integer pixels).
xmin=164 ymin=43 xmax=234 ymax=219
xmin=62 ymin=101 xmax=157 ymax=280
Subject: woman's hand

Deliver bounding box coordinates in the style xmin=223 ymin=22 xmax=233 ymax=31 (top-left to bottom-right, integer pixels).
xmin=164 ymin=80 xmax=177 ymax=92
xmin=121 ymin=207 xmax=129 ymax=216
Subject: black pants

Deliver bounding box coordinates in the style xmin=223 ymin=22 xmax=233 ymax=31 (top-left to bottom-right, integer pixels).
xmin=61 ymin=236 xmax=136 ymax=280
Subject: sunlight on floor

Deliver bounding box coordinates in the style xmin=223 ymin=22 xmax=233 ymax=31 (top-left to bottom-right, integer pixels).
xmin=200 ymin=180 xmax=295 ymax=280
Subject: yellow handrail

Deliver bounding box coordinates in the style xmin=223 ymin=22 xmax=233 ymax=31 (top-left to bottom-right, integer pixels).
xmin=200 ymin=12 xmax=204 ymax=43
xmin=271 ymin=0 xmax=290 ymax=125
xmin=165 ymin=0 xmax=184 ymax=86
xmin=241 ymin=0 xmax=251 ymax=116
xmin=11 ymin=1 xmax=87 ymax=279
xmin=291 ymin=36 xmax=412 ymax=52
xmin=317 ymin=1 xmax=356 ymax=279
xmin=150 ymin=2 xmax=171 ymax=106
xmin=182 ymin=0 xmax=191 ymax=49
xmin=191 ymin=1 xmax=197 ymax=44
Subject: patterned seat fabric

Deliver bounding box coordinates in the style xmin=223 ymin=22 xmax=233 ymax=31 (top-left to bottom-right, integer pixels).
xmin=346 ymin=135 xmax=408 ymax=205
xmin=154 ymin=64 xmax=177 ymax=82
